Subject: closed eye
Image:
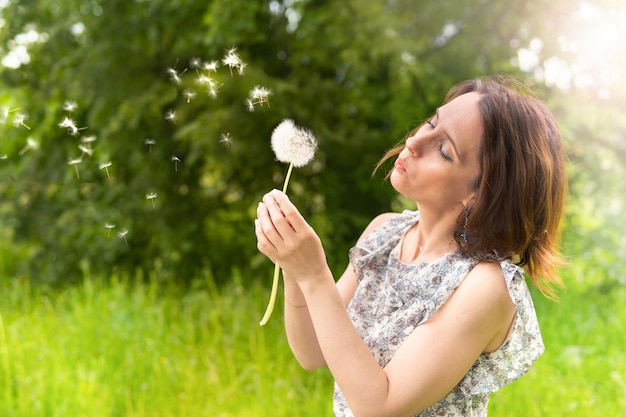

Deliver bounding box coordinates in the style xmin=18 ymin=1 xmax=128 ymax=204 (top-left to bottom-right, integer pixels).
xmin=438 ymin=143 xmax=453 ymax=162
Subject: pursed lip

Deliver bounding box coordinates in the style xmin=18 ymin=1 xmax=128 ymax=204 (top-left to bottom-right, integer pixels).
xmin=394 ymin=157 xmax=406 ymax=173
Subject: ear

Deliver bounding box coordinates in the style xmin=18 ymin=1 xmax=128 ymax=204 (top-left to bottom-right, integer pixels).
xmin=462 ymin=193 xmax=477 ymax=208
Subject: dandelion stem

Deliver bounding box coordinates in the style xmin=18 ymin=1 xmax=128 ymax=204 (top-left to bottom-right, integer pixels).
xmin=282 ymin=162 xmax=293 ymax=193
xmin=259 ymin=162 xmax=294 ymax=326
xmin=259 ymin=263 xmax=282 ymax=326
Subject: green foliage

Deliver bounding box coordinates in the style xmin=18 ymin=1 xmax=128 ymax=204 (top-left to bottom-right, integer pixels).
xmin=0 ymin=0 xmax=623 ymax=286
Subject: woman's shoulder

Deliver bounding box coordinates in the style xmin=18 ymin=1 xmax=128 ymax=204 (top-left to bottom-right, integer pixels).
xmin=356 ymin=210 xmax=417 ymax=244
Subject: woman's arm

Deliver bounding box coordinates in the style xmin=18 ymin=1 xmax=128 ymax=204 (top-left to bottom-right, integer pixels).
xmin=256 ymin=190 xmax=515 ymax=417
xmin=280 ymin=210 xmax=396 ymax=370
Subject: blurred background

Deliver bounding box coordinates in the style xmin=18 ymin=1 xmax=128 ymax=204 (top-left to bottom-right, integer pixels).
xmin=0 ymin=0 xmax=624 ymax=416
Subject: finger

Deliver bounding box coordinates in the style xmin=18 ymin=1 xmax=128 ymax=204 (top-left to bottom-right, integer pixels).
xmin=266 ymin=190 xmax=307 ymax=233
xmin=256 ymin=200 xmax=283 ymax=247
xmin=255 ymin=211 xmax=278 ymax=261
xmin=262 ymin=192 xmax=297 ymax=238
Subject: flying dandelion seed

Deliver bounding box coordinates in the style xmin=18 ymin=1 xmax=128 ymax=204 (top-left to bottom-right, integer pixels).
xmin=196 ymin=74 xmax=214 ymax=86
xmin=59 ymin=117 xmax=85 ymax=135
xmin=68 ymin=157 xmax=82 ymax=179
xmin=13 ymin=113 xmax=31 ymax=129
xmin=118 ymin=229 xmax=129 ymax=245
xmin=18 ymin=137 xmax=39 ymax=155
xmin=166 ymin=67 xmax=187 ymax=84
xmin=146 ymin=192 xmax=158 ymax=209
xmin=145 ymin=138 xmax=156 ymax=153
xmin=171 ymin=155 xmax=181 ymax=171
xmin=0 ymin=154 xmax=8 ymax=160
xmin=259 ymin=119 xmax=318 ymax=326
xmin=203 ymin=61 xmax=219 ymax=72
xmin=99 ymin=161 xmax=112 ymax=177
xmin=189 ymin=57 xmax=202 ymax=69
xmin=237 ymin=61 xmax=248 ymax=75
xmin=183 ymin=89 xmax=197 ymax=103
xmin=220 ymin=132 xmax=232 ymax=146
xmin=222 ymin=47 xmax=245 ymax=76
xmin=81 ymin=135 xmax=97 ymax=144
xmin=207 ymin=85 xmax=220 ymax=99
xmin=245 ymin=98 xmax=255 ymax=112
xmin=196 ymin=74 xmax=223 ymax=98
xmin=165 ymin=110 xmax=177 ymax=124
xmin=105 ymin=223 xmax=116 ymax=237
xmin=248 ymin=85 xmax=272 ymax=108
xmin=78 ymin=144 xmax=93 ymax=156
xmin=63 ymin=101 xmax=77 ymax=112
xmin=1 ymin=107 xmax=10 ymax=124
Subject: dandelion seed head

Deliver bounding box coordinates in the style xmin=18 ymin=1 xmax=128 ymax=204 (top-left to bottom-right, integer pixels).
xmin=118 ymin=229 xmax=129 ymax=238
xmin=68 ymin=157 xmax=82 ymax=166
xmin=105 ymin=223 xmax=116 ymax=229
xmin=171 ymin=155 xmax=181 ymax=162
xmin=271 ymin=119 xmax=318 ymax=168
xmin=99 ymin=161 xmax=112 ymax=169
xmin=145 ymin=138 xmax=156 ymax=146
xmin=146 ymin=192 xmax=158 ymax=200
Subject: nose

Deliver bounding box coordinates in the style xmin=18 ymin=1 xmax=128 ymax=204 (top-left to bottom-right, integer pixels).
xmin=404 ymin=134 xmax=420 ymax=156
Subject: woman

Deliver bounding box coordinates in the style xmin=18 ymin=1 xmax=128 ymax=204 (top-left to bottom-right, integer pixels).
xmin=255 ymin=76 xmax=567 ymax=417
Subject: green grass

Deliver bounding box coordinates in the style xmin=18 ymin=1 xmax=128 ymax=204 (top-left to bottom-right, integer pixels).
xmin=0 ymin=267 xmax=623 ymax=416
xmin=489 ymin=272 xmax=626 ymax=416
xmin=0 ymin=272 xmax=333 ymax=417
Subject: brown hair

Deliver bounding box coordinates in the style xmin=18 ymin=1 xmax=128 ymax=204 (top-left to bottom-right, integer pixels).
xmin=376 ymin=76 xmax=567 ymax=299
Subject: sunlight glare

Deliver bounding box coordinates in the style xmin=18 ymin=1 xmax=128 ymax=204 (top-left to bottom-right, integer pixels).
xmin=545 ymin=2 xmax=626 ymax=96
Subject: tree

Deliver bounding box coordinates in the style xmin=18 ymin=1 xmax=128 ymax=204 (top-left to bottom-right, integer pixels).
xmin=0 ymin=0 xmax=591 ymax=285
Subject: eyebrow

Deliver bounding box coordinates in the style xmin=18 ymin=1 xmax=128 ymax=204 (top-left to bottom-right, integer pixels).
xmin=435 ymin=108 xmax=461 ymax=159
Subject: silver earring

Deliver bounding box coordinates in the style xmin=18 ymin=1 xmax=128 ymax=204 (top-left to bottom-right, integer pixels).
xmin=461 ymin=206 xmax=470 ymax=243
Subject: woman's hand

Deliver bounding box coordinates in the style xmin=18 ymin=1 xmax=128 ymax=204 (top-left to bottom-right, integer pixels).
xmin=255 ymin=189 xmax=327 ymax=283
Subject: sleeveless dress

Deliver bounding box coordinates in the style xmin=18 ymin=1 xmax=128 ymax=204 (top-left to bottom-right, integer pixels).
xmin=333 ymin=210 xmax=545 ymax=417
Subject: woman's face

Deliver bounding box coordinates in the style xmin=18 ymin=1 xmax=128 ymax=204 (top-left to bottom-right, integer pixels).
xmin=390 ymin=92 xmax=483 ymax=212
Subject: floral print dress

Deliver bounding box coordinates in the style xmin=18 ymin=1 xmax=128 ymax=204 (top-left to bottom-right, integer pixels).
xmin=333 ymin=210 xmax=544 ymax=417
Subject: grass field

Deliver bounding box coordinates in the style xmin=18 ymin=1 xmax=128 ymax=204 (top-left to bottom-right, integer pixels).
xmin=0 ymin=265 xmax=624 ymax=416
